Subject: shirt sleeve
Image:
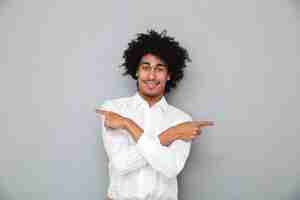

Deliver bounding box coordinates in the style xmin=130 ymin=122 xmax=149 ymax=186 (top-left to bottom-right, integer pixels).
xmin=136 ymin=115 xmax=192 ymax=179
xmin=99 ymin=101 xmax=148 ymax=176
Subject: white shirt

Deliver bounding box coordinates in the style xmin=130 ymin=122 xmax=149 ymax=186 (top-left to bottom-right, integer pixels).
xmin=99 ymin=92 xmax=192 ymax=200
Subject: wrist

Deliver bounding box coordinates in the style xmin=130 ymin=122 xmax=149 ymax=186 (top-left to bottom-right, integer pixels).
xmin=122 ymin=117 xmax=132 ymax=130
xmin=172 ymin=126 xmax=182 ymax=140
xmin=167 ymin=126 xmax=181 ymax=141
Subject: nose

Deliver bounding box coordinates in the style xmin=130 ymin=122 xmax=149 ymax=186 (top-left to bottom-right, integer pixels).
xmin=148 ymin=68 xmax=156 ymax=80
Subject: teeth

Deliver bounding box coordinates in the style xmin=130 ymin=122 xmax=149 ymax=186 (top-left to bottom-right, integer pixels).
xmin=147 ymin=82 xmax=157 ymax=85
xmin=146 ymin=81 xmax=157 ymax=84
xmin=145 ymin=81 xmax=158 ymax=88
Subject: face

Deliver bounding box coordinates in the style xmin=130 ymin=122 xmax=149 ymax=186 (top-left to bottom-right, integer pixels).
xmin=137 ymin=54 xmax=170 ymax=99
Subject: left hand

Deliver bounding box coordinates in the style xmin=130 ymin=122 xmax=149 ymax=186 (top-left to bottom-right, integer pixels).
xmin=96 ymin=109 xmax=127 ymax=129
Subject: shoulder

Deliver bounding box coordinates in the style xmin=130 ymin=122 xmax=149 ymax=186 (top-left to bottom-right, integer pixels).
xmin=166 ymin=104 xmax=193 ymax=122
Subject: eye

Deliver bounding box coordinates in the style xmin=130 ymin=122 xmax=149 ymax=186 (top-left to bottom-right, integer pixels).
xmin=157 ymin=67 xmax=165 ymax=72
xmin=141 ymin=65 xmax=151 ymax=71
xmin=140 ymin=64 xmax=149 ymax=71
xmin=155 ymin=66 xmax=167 ymax=73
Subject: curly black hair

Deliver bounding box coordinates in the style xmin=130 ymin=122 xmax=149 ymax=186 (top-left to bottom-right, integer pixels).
xmin=120 ymin=29 xmax=191 ymax=93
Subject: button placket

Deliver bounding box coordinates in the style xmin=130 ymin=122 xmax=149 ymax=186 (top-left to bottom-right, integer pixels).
xmin=144 ymin=106 xmax=151 ymax=134
xmin=137 ymin=105 xmax=151 ymax=192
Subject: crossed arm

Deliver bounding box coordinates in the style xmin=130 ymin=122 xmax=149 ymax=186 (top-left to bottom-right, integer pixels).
xmin=96 ymin=106 xmax=213 ymax=178
xmin=96 ymin=109 xmax=213 ymax=145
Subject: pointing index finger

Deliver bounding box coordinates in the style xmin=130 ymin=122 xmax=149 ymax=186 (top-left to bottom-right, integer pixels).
xmin=95 ymin=109 xmax=108 ymax=115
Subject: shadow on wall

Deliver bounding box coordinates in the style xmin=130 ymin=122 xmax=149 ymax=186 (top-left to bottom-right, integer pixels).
xmin=0 ymin=0 xmax=10 ymax=15
xmin=289 ymin=0 xmax=300 ymax=19
xmin=289 ymin=191 xmax=300 ymax=200
xmin=288 ymin=182 xmax=300 ymax=200
xmin=0 ymin=186 xmax=14 ymax=200
xmin=290 ymin=0 xmax=300 ymax=6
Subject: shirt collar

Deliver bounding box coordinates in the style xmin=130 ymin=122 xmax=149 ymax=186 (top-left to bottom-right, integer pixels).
xmin=133 ymin=92 xmax=169 ymax=113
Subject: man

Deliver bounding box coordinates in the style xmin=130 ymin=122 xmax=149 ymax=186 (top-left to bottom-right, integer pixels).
xmin=96 ymin=30 xmax=213 ymax=200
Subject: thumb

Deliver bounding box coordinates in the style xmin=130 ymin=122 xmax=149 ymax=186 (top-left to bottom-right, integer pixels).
xmin=195 ymin=121 xmax=214 ymax=127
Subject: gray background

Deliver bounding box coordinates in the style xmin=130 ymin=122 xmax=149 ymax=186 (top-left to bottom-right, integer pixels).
xmin=1 ymin=0 xmax=299 ymax=200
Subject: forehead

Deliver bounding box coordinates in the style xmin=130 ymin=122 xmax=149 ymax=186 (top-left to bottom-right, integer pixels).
xmin=140 ymin=54 xmax=166 ymax=65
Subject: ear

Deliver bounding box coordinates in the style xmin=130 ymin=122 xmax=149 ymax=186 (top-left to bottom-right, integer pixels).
xmin=167 ymin=73 xmax=171 ymax=81
xmin=135 ymin=68 xmax=139 ymax=78
xmin=136 ymin=66 xmax=140 ymax=78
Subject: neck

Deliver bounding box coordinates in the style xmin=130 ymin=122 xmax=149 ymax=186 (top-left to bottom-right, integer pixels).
xmin=138 ymin=91 xmax=164 ymax=107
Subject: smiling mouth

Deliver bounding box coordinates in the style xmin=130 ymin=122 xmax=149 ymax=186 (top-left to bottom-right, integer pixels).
xmin=143 ymin=81 xmax=160 ymax=89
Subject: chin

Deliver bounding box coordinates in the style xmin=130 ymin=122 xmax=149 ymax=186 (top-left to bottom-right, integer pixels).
xmin=143 ymin=89 xmax=164 ymax=97
xmin=143 ymin=91 xmax=158 ymax=97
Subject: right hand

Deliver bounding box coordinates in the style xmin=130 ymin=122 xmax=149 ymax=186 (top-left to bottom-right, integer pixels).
xmin=173 ymin=121 xmax=214 ymax=141
xmin=96 ymin=109 xmax=128 ymax=130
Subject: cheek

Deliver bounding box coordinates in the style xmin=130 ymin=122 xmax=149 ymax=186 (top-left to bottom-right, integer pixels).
xmin=159 ymin=74 xmax=169 ymax=84
xmin=137 ymin=70 xmax=147 ymax=80
xmin=138 ymin=74 xmax=146 ymax=83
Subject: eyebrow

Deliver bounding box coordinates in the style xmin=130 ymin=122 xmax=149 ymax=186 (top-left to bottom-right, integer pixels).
xmin=140 ymin=62 xmax=167 ymax=67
